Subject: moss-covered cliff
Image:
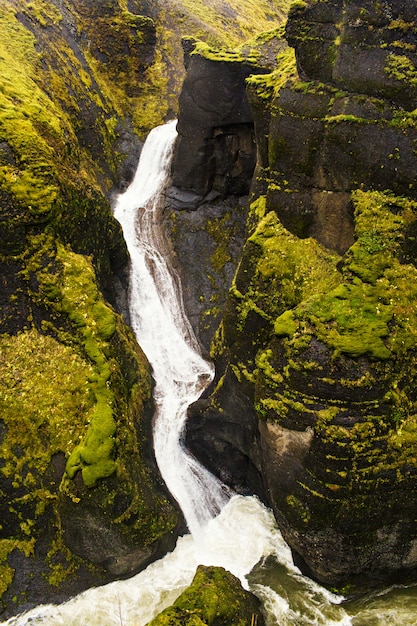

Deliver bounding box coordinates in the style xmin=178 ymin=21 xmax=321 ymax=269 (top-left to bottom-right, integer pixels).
xmin=0 ymin=0 xmax=292 ymax=617
xmin=181 ymin=0 xmax=417 ymax=590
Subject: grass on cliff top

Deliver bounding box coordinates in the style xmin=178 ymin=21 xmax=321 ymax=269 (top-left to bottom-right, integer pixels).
xmin=274 ymin=190 xmax=417 ymax=360
xmin=168 ymin=0 xmax=292 ymax=48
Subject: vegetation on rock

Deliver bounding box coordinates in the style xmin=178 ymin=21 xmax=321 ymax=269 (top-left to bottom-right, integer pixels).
xmin=184 ymin=0 xmax=417 ymax=590
xmin=0 ymin=0 xmax=295 ymax=616
xmin=147 ymin=565 xmax=265 ymax=626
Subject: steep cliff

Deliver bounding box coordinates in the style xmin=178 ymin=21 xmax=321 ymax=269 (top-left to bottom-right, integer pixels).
xmin=0 ymin=2 xmax=180 ymax=615
xmin=181 ymin=0 xmax=417 ymax=589
xmin=0 ymin=0 xmax=290 ymax=617
xmin=166 ymin=27 xmax=290 ymax=351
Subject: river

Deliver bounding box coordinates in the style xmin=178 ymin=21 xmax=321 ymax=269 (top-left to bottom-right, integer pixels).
xmin=3 ymin=121 xmax=417 ymax=625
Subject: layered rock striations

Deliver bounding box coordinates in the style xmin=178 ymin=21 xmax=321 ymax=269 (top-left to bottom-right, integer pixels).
xmin=183 ymin=0 xmax=417 ymax=589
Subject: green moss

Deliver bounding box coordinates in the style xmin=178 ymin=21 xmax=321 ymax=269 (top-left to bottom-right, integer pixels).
xmin=0 ymin=538 xmax=35 ymax=598
xmin=0 ymin=328 xmax=95 ymax=487
xmin=286 ymin=494 xmax=310 ymax=523
xmin=385 ymin=53 xmax=417 ymax=87
xmin=148 ymin=565 xmax=262 ymax=626
xmin=191 ymin=25 xmax=288 ymax=68
xmin=289 ymin=0 xmax=307 ymax=10
xmin=206 ymin=213 xmax=233 ymax=274
xmin=246 ymin=47 xmax=297 ymax=100
xmin=44 ymin=532 xmax=83 ymax=587
xmin=0 ymin=4 xmax=62 ymax=219
xmin=48 ymin=244 xmax=118 ymax=487
xmin=325 ymin=114 xmax=373 ymax=125
xmin=274 ymin=191 xmax=417 ymax=360
xmin=0 ymin=326 xmax=95 ymax=594
xmin=247 ymin=210 xmax=340 ymax=314
xmin=256 ymin=349 xmax=284 ymax=387
xmin=388 ymin=19 xmax=415 ymax=32
xmin=23 ymin=0 xmax=63 ymax=27
xmin=211 ymin=200 xmax=340 ymax=399
xmin=192 ymin=40 xmax=254 ymax=64
xmin=274 ymin=310 xmax=298 ymax=337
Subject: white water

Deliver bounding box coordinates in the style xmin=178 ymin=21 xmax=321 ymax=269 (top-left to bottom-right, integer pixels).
xmin=4 ymin=122 xmax=417 ymax=625
xmin=113 ymin=119 xmax=230 ymax=534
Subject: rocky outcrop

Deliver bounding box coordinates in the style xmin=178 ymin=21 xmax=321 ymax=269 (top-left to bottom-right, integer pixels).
xmin=147 ymin=565 xmax=265 ymax=626
xmin=170 ymin=35 xmax=286 ymax=207
xmin=184 ymin=0 xmax=417 ymax=590
xmin=165 ymin=30 xmax=289 ymax=353
xmin=170 ymin=40 xmax=261 ymax=205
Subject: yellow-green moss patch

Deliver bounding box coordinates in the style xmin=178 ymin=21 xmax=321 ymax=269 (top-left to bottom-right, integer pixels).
xmin=0 ymin=329 xmax=94 ymax=486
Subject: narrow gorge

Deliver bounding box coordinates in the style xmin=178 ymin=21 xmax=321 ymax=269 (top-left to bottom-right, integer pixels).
xmin=2 ymin=0 xmax=417 ymax=624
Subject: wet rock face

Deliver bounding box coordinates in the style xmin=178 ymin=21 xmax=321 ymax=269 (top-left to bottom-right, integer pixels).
xmin=170 ymin=38 xmax=281 ymax=207
xmin=187 ymin=369 xmax=266 ymax=498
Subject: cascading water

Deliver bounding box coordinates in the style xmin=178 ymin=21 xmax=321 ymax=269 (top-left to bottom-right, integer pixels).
xmin=4 ymin=122 xmax=417 ymax=626
xmin=112 ymin=119 xmax=230 ymax=535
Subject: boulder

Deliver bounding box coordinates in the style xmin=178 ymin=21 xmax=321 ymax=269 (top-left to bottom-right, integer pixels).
xmin=147 ymin=565 xmax=265 ymax=626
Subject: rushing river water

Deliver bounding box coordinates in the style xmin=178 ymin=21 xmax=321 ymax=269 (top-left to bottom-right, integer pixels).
xmin=4 ymin=122 xmax=417 ymax=625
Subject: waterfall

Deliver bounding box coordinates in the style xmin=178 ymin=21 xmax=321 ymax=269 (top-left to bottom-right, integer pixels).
xmin=112 ymin=120 xmax=230 ymax=535
xmin=4 ymin=122 xmax=417 ymax=626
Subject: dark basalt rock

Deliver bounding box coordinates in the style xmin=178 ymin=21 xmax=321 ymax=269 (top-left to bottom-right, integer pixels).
xmin=187 ymin=369 xmax=266 ymax=498
xmin=163 ymin=195 xmax=249 ymax=353
xmin=182 ymin=0 xmax=417 ymax=591
xmin=171 ymin=38 xmax=275 ymax=206
xmin=286 ymin=0 xmax=417 ymax=108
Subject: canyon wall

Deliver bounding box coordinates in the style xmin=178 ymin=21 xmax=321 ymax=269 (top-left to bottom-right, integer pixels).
xmin=175 ymin=0 xmax=417 ymax=589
